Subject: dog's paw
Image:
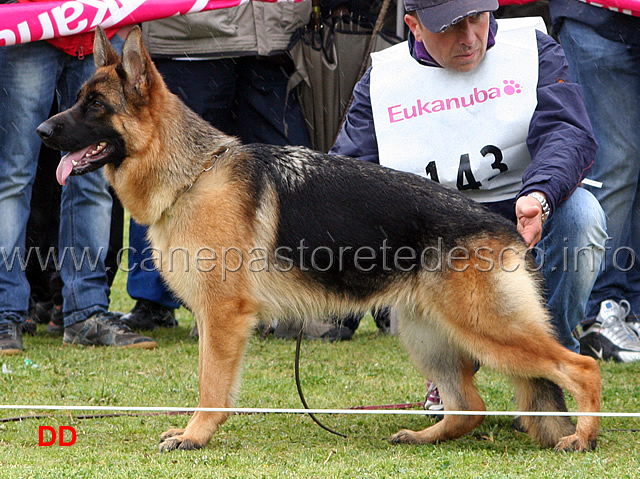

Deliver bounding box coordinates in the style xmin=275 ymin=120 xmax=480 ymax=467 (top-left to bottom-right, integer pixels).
xmin=159 ymin=428 xmax=185 ymax=442
xmin=159 ymin=434 xmax=203 ymax=453
xmin=554 ymin=434 xmax=597 ymax=452
xmin=390 ymin=429 xmax=422 ymax=444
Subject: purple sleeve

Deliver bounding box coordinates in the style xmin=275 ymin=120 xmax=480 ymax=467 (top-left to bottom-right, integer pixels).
xmin=329 ymin=68 xmax=380 ymax=163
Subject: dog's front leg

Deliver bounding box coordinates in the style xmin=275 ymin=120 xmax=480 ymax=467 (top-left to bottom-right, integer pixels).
xmin=159 ymin=298 xmax=256 ymax=452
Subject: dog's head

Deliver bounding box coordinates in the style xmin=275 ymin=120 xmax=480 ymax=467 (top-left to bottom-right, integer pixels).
xmin=37 ymin=26 xmax=159 ymax=185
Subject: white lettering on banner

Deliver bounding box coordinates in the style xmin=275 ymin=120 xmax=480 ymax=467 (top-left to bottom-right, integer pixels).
xmin=0 ymin=0 xmax=287 ymax=47
xmin=0 ymin=29 xmax=16 ymax=46
xmin=52 ymin=2 xmax=87 ymax=36
xmin=0 ymin=0 xmax=180 ymax=46
xmin=95 ymin=0 xmax=148 ymax=29
xmin=37 ymin=11 xmax=56 ymax=42
xmin=17 ymin=21 xmax=31 ymax=44
xmin=76 ymin=0 xmax=112 ymax=27
xmin=189 ymin=0 xmax=212 ymax=14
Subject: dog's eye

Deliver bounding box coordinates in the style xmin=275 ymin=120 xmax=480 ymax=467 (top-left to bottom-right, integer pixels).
xmin=86 ymin=96 xmax=104 ymax=111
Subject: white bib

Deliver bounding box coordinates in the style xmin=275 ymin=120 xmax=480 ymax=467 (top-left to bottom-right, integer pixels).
xmin=370 ymin=17 xmax=544 ymax=203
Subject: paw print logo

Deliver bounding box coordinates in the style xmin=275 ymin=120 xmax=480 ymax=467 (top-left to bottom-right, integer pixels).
xmin=503 ymin=80 xmax=522 ymax=95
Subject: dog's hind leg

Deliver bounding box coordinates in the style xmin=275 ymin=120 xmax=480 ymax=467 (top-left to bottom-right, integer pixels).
xmin=435 ymin=261 xmax=601 ymax=451
xmin=506 ymin=342 xmax=600 ymax=452
xmin=511 ymin=377 xmax=576 ymax=448
xmin=391 ymin=315 xmax=486 ymax=444
xmin=159 ymin=297 xmax=256 ymax=452
xmin=485 ymin=337 xmax=600 ymax=451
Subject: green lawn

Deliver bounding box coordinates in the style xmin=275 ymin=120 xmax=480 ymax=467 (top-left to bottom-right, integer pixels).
xmin=0 ymin=247 xmax=639 ymax=477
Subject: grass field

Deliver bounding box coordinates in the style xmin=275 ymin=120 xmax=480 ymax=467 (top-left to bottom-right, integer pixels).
xmin=1 ymin=252 xmax=639 ymax=477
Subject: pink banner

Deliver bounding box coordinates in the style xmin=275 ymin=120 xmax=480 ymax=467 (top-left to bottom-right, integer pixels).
xmin=0 ymin=0 xmax=303 ymax=47
xmin=578 ymin=0 xmax=640 ymax=16
xmin=499 ymin=0 xmax=639 ymax=16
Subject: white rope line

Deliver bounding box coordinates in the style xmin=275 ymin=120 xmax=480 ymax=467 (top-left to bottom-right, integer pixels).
xmin=1 ymin=405 xmax=639 ymax=418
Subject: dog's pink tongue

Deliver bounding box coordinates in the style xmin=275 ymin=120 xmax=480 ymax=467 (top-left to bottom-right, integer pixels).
xmin=56 ymin=147 xmax=91 ymax=186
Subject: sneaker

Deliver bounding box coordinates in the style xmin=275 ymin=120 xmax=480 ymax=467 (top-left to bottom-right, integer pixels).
xmin=627 ymin=320 xmax=640 ymax=339
xmin=64 ymin=311 xmax=158 ymax=349
xmin=46 ymin=304 xmax=64 ymax=335
xmin=304 ymin=320 xmax=353 ymax=341
xmin=0 ymin=318 xmax=23 ymax=355
xmin=22 ymin=298 xmax=51 ymax=335
xmin=424 ymin=380 xmax=444 ymax=411
xmin=272 ymin=319 xmax=302 ymax=339
xmin=272 ymin=319 xmax=353 ymax=342
xmin=22 ymin=316 xmax=37 ymax=336
xmin=579 ymin=299 xmax=640 ymax=363
xmin=121 ymin=299 xmax=177 ymax=331
xmin=626 ymin=309 xmax=640 ymax=338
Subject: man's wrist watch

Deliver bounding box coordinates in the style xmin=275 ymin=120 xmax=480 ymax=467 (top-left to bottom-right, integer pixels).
xmin=528 ymin=192 xmax=550 ymax=224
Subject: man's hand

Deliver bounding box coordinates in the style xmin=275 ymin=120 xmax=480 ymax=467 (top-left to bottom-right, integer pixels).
xmin=515 ymin=195 xmax=545 ymax=247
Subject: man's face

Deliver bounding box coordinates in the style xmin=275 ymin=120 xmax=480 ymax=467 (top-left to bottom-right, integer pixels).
xmin=405 ymin=12 xmax=490 ymax=72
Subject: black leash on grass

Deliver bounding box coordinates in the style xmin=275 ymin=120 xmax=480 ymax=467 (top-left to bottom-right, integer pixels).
xmin=294 ymin=327 xmax=348 ymax=438
xmin=292 ymin=329 xmax=427 ymax=437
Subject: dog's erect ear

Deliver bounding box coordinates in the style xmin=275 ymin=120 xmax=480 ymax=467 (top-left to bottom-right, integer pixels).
xmin=121 ymin=26 xmax=153 ymax=95
xmin=93 ymin=26 xmax=119 ymax=69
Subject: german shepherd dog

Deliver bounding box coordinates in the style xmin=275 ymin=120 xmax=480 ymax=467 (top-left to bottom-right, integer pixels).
xmin=38 ymin=26 xmax=600 ymax=452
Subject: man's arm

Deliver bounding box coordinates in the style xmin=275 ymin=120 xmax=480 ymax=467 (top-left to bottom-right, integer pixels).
xmin=329 ymin=68 xmax=380 ymax=162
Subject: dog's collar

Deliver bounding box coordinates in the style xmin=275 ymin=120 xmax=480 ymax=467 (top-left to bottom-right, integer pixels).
xmin=183 ymin=147 xmax=229 ymax=195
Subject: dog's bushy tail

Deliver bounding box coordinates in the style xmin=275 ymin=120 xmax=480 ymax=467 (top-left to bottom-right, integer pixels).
xmin=512 ymin=377 xmax=576 ymax=448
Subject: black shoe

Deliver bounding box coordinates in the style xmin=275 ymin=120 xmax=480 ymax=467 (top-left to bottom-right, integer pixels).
xmin=31 ymin=299 xmax=54 ymax=324
xmin=22 ymin=316 xmax=37 ymax=336
xmin=272 ymin=319 xmax=354 ymax=342
xmin=23 ymin=298 xmax=56 ymax=335
xmin=121 ymin=300 xmax=177 ymax=331
xmin=0 ymin=318 xmax=23 ymax=355
xmin=46 ymin=304 xmax=64 ymax=335
xmin=373 ymin=308 xmax=391 ymax=334
xmin=63 ymin=311 xmax=158 ymax=349
xmin=303 ymin=320 xmax=353 ymax=341
xmin=317 ymin=324 xmax=353 ymax=341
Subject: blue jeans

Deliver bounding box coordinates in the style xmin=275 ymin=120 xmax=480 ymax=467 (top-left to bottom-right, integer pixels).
xmin=127 ymin=220 xmax=181 ymax=309
xmin=534 ymin=187 xmax=607 ymax=352
xmin=127 ymin=56 xmax=311 ymax=307
xmin=558 ymin=19 xmax=640 ymax=320
xmin=0 ymin=36 xmax=123 ymax=327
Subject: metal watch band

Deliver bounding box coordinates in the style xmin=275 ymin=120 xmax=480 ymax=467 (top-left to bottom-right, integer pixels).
xmin=528 ymin=192 xmax=550 ymax=223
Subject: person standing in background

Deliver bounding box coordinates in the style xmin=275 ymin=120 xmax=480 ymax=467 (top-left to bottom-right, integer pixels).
xmin=549 ymin=0 xmax=640 ymax=362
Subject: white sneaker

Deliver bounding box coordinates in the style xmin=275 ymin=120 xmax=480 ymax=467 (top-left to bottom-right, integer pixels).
xmin=579 ymin=299 xmax=640 ymax=363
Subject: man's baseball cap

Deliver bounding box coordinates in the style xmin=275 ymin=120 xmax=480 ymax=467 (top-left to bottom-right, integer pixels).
xmin=404 ymin=0 xmax=499 ymax=33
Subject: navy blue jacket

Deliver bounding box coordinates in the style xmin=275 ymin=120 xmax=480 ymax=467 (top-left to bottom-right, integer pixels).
xmin=330 ymin=17 xmax=597 ymax=219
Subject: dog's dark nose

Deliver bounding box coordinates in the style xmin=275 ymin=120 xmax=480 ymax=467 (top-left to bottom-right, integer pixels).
xmin=36 ymin=120 xmax=58 ymax=140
